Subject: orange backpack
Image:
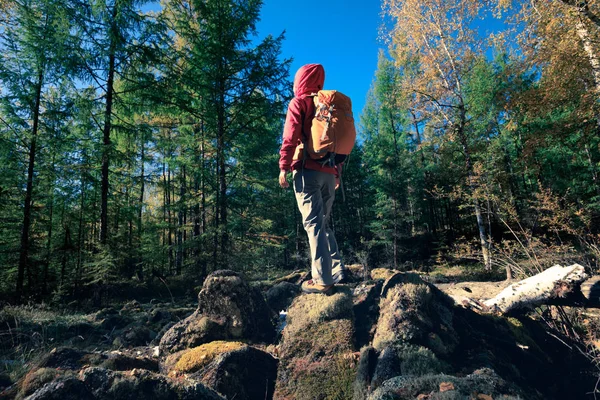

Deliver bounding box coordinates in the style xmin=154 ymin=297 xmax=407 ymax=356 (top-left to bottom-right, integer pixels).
xmin=296 ymin=90 xmax=356 ymax=166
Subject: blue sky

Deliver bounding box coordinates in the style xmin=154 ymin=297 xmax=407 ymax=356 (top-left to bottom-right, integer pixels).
xmin=256 ymin=0 xmax=384 ymax=117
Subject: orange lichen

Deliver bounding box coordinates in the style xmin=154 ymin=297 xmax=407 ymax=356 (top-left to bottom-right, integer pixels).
xmin=171 ymin=341 xmax=246 ymax=373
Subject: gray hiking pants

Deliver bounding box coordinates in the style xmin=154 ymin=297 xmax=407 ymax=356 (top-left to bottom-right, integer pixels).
xmin=293 ymin=168 xmax=344 ymax=286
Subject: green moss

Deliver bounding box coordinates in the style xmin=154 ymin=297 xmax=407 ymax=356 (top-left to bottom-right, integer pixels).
xmin=285 ymin=288 xmax=353 ymax=338
xmin=280 ymin=319 xmax=354 ymax=360
xmin=397 ymin=345 xmax=446 ymax=376
xmin=281 ymin=354 xmax=357 ymax=400
xmin=276 ymin=288 xmax=357 ymax=400
xmin=373 ymin=284 xmax=433 ymax=351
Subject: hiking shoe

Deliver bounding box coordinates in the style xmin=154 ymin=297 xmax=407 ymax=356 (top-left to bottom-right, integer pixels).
xmin=332 ymin=269 xmax=347 ymax=284
xmin=301 ymin=279 xmax=333 ymax=294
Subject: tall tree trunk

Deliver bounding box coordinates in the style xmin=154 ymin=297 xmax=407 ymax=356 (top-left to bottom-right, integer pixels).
xmin=16 ymin=69 xmax=44 ymax=302
xmin=176 ymin=165 xmax=185 ymax=275
xmin=411 ymin=109 xmax=436 ymax=233
xmin=76 ymin=165 xmax=86 ymax=292
xmin=218 ymin=94 xmax=227 ymax=267
xmin=100 ymin=4 xmax=118 ymax=245
xmin=137 ymin=140 xmax=145 ymax=279
xmin=162 ymin=158 xmax=167 ymax=266
xmin=167 ymin=162 xmax=173 ymax=274
xmin=43 ymin=172 xmax=55 ymax=296
xmin=457 ymin=122 xmax=492 ymax=270
xmin=193 ymin=127 xmax=202 ymax=275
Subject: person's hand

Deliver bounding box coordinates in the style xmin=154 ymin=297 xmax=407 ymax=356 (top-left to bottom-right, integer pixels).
xmin=335 ymin=176 xmax=340 ymax=190
xmin=279 ymin=170 xmax=289 ymax=188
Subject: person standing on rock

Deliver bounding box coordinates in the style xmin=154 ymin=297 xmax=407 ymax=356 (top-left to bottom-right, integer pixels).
xmin=278 ymin=63 xmax=347 ymax=294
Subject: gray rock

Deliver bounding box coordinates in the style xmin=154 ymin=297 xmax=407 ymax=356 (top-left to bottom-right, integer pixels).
xmin=26 ymin=376 xmax=94 ymax=400
xmin=191 ymin=346 xmax=278 ymax=400
xmin=80 ymin=367 xmax=224 ymax=400
xmin=159 ymin=270 xmax=275 ymax=354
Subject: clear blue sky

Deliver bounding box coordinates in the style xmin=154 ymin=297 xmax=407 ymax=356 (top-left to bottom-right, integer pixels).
xmin=255 ymin=0 xmax=384 ymax=117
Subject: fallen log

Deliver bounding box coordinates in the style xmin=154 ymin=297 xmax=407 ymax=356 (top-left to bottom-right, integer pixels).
xmin=482 ymin=264 xmax=589 ymax=313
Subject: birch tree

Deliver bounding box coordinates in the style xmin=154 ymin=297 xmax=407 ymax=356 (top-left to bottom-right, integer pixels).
xmin=384 ymin=0 xmax=493 ymax=269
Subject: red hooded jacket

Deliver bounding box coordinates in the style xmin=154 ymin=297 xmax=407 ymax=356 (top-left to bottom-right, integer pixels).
xmin=279 ymin=64 xmax=338 ymax=176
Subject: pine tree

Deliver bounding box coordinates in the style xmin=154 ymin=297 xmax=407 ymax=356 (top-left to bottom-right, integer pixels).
xmin=0 ymin=0 xmax=74 ymax=301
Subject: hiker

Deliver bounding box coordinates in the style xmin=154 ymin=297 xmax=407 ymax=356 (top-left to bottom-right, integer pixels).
xmin=278 ymin=63 xmax=347 ymax=294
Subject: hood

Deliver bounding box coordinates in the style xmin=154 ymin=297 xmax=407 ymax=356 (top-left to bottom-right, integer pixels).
xmin=293 ymin=64 xmax=325 ymax=98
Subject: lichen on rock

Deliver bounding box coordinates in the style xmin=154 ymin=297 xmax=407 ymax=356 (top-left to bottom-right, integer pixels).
xmin=162 ymin=340 xmax=246 ymax=374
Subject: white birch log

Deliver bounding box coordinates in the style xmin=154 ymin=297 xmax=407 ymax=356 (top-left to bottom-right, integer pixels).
xmin=482 ymin=264 xmax=589 ymax=313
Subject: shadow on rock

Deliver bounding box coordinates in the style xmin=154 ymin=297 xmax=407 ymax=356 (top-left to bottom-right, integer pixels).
xmin=159 ymin=270 xmax=275 ymax=355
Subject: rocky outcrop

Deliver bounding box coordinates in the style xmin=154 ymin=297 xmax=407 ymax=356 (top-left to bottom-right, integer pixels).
xmin=355 ymin=272 xmax=596 ymax=399
xmin=159 ymin=270 xmax=275 ymax=354
xmin=4 ymin=267 xmax=598 ymax=400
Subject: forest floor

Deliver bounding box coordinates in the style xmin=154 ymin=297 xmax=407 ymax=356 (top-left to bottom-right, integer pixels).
xmin=0 ymin=264 xmax=598 ymax=399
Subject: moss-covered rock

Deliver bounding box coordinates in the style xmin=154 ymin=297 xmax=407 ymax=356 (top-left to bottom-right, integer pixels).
xmin=353 ymin=346 xmax=378 ymax=400
xmin=33 ymin=347 xmax=159 ymax=374
xmin=283 ymin=287 xmax=354 ymax=339
xmin=275 ymin=288 xmax=357 ymax=400
xmin=26 ymin=376 xmax=94 ymax=400
xmin=371 ymin=344 xmax=446 ymax=390
xmin=159 ymin=270 xmax=275 ymax=354
xmin=368 ymin=368 xmax=523 ymax=400
xmin=79 ymin=367 xmax=225 ymax=400
xmin=372 ymin=282 xmax=458 ymax=354
xmin=19 ymin=368 xmax=72 ymax=399
xmin=159 ymin=313 xmax=231 ymax=355
xmin=162 ymin=341 xmax=246 ymax=374
xmin=190 ymin=346 xmax=279 ymax=400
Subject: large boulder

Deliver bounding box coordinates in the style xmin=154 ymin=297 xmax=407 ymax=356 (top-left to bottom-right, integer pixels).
xmin=274 ymin=287 xmax=357 ymax=400
xmin=372 ymin=279 xmax=458 ymax=354
xmin=368 ymin=368 xmax=523 ymax=400
xmin=162 ymin=341 xmax=278 ymax=400
xmin=190 ymin=345 xmax=278 ymax=400
xmin=80 ymin=367 xmax=224 ymax=400
xmin=357 ymin=274 xmax=597 ymax=399
xmin=159 ymin=270 xmax=275 ymax=354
